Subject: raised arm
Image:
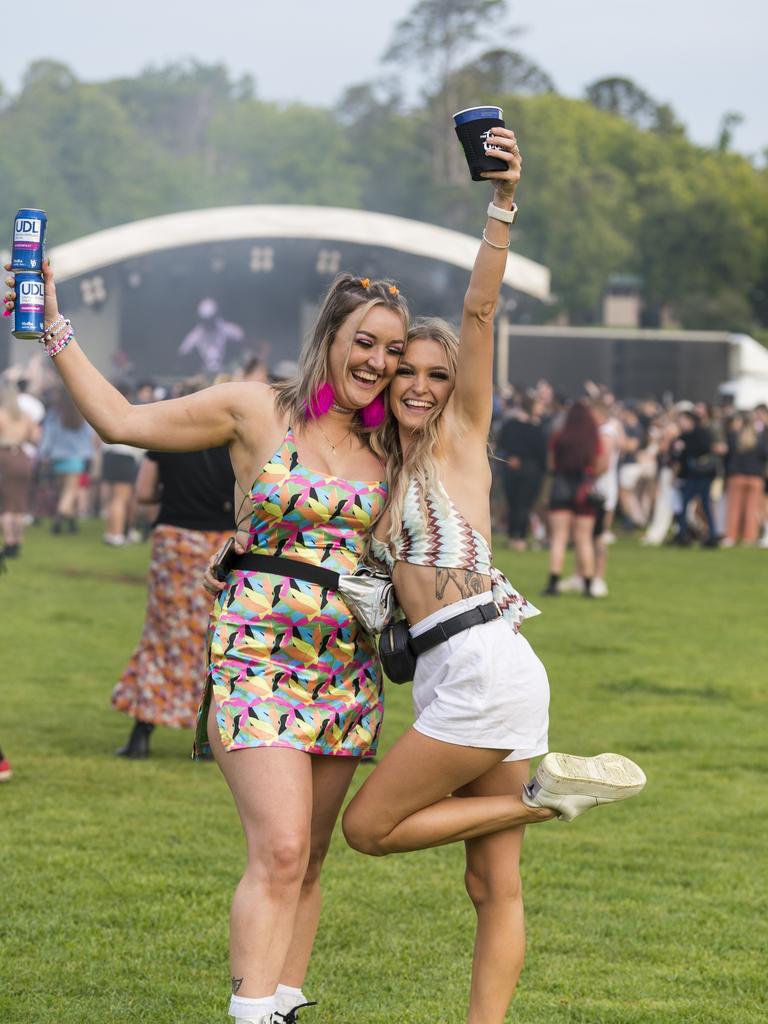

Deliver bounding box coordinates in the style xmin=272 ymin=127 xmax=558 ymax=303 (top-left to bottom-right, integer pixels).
xmin=5 ymin=260 xmax=265 ymax=452
xmin=454 ymin=127 xmax=522 ymax=433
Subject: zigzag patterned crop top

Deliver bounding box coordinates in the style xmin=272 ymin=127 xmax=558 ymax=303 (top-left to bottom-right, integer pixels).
xmin=370 ymin=477 xmax=540 ymax=632
xmin=370 ymin=477 xmax=492 ymax=575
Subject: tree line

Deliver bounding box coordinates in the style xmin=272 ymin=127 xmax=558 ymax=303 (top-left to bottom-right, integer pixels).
xmin=1 ymin=0 xmax=766 ymax=337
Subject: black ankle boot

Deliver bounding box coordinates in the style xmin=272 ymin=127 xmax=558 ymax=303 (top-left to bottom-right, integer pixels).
xmin=115 ymin=720 xmax=155 ymax=759
xmin=541 ymin=573 xmax=560 ymax=596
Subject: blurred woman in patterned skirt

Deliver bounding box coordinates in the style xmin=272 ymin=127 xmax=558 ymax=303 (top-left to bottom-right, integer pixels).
xmin=112 ymin=439 xmax=235 ymax=757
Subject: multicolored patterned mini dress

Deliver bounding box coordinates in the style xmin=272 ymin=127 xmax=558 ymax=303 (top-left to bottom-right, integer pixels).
xmin=195 ymin=428 xmax=387 ymax=759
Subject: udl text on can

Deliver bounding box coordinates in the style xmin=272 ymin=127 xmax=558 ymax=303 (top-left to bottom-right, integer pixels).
xmin=12 ymin=271 xmax=45 ymax=340
xmin=11 ymin=208 xmax=47 ymax=271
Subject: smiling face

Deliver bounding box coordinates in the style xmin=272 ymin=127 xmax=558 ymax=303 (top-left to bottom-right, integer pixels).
xmin=389 ymin=336 xmax=454 ymax=433
xmin=326 ymin=303 xmax=406 ymax=409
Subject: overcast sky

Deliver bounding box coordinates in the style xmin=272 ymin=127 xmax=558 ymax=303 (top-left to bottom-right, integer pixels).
xmin=4 ymin=0 xmax=765 ymax=157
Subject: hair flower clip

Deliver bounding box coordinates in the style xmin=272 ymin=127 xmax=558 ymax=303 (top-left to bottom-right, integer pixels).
xmin=359 ymin=278 xmax=371 ymax=289
xmin=388 ymin=285 xmax=399 ymax=296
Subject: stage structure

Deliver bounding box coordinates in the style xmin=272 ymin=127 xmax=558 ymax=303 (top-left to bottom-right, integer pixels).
xmin=494 ymin=324 xmax=768 ymax=404
xmin=1 ymin=205 xmax=550 ymax=381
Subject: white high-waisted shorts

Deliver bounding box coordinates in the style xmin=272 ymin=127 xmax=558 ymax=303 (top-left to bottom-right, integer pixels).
xmin=410 ymin=592 xmax=549 ymax=763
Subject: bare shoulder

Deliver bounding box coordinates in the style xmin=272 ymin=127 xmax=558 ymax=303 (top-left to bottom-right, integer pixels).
xmin=216 ymin=380 xmax=281 ymax=442
xmin=216 ymin=380 xmax=276 ymax=420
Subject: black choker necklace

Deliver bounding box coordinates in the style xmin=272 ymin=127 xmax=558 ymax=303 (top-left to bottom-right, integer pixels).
xmin=332 ymin=402 xmax=354 ymax=414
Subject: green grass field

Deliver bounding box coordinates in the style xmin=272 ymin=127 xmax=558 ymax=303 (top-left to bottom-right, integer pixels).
xmin=1 ymin=524 xmax=766 ymax=1024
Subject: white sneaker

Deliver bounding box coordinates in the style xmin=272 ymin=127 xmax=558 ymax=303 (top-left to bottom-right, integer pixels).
xmin=522 ymin=752 xmax=646 ymax=821
xmin=602 ymin=530 xmax=617 ymax=545
xmin=591 ymin=577 xmax=609 ymax=598
xmin=557 ymin=574 xmax=582 ymax=594
xmin=102 ymin=533 xmax=125 ymax=546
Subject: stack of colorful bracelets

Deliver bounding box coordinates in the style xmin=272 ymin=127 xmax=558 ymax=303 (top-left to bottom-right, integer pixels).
xmin=39 ymin=314 xmax=74 ymax=358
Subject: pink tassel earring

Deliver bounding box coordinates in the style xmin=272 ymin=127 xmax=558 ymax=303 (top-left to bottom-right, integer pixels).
xmin=305 ymin=382 xmax=335 ymax=419
xmin=361 ymin=393 xmax=387 ymax=428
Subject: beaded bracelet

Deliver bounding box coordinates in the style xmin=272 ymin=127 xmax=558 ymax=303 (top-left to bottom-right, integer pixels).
xmin=40 ymin=315 xmax=68 ymax=345
xmin=47 ymin=327 xmax=75 ymax=358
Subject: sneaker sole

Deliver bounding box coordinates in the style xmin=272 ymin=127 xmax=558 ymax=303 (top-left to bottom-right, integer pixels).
xmin=535 ymin=752 xmax=646 ymax=799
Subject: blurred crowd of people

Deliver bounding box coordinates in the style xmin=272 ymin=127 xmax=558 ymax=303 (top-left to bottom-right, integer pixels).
xmin=491 ymin=379 xmax=768 ymax=597
xmin=2 ymin=359 xmax=767 ymax=575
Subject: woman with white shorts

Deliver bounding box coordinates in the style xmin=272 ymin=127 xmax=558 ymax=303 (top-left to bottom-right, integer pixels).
xmin=342 ymin=126 xmax=645 ymax=1024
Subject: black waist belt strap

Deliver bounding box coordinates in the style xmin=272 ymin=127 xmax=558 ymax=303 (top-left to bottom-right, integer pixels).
xmin=410 ymin=600 xmax=501 ymax=656
xmin=233 ymin=552 xmax=340 ymax=590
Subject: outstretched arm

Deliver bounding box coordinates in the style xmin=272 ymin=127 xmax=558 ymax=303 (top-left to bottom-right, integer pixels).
xmin=4 ymin=261 xmax=265 ymax=452
xmin=454 ymin=127 xmax=522 ymax=433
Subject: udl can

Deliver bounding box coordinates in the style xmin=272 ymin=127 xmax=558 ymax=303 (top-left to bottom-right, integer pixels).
xmin=11 ymin=208 xmax=47 ymax=271
xmin=12 ymin=271 xmax=45 ymax=340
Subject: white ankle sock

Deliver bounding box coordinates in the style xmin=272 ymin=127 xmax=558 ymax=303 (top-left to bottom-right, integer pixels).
xmin=275 ymin=984 xmax=306 ymax=1014
xmin=229 ymin=992 xmax=277 ymax=1021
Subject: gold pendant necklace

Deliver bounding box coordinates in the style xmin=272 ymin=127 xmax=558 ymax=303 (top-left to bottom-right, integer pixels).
xmin=315 ymin=420 xmax=352 ymax=454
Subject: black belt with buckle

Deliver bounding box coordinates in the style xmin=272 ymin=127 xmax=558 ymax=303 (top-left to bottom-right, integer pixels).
xmin=232 ymin=552 xmax=340 ymax=590
xmin=409 ymin=600 xmax=501 ymax=656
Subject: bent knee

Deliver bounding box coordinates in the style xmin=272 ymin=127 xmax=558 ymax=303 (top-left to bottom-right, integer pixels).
xmin=341 ymin=807 xmax=388 ymax=857
xmin=465 ymin=864 xmax=522 ymax=908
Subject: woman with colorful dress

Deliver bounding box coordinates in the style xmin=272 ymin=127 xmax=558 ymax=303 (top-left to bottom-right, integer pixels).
xmin=3 ymin=264 xmax=408 ymax=1024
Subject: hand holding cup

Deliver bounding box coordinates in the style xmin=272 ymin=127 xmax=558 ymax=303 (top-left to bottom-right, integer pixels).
xmin=478 ymin=126 xmax=522 ymax=201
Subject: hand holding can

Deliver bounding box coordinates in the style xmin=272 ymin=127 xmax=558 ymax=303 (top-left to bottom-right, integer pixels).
xmin=5 ymin=258 xmax=61 ymax=341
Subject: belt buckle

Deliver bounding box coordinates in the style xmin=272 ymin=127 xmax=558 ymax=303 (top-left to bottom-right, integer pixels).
xmin=479 ymin=600 xmax=501 ymax=623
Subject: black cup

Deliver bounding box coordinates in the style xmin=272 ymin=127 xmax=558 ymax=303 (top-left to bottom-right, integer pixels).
xmin=453 ymin=106 xmax=506 ymax=181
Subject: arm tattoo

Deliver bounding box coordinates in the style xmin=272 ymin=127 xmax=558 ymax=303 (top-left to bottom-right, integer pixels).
xmin=232 ymin=977 xmax=244 ymax=995
xmin=435 ymin=569 xmax=484 ymax=600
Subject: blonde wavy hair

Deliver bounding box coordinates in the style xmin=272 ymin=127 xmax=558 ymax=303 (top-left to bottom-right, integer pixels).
xmin=370 ymin=317 xmax=460 ymax=543
xmin=273 ymin=273 xmax=409 ymax=436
